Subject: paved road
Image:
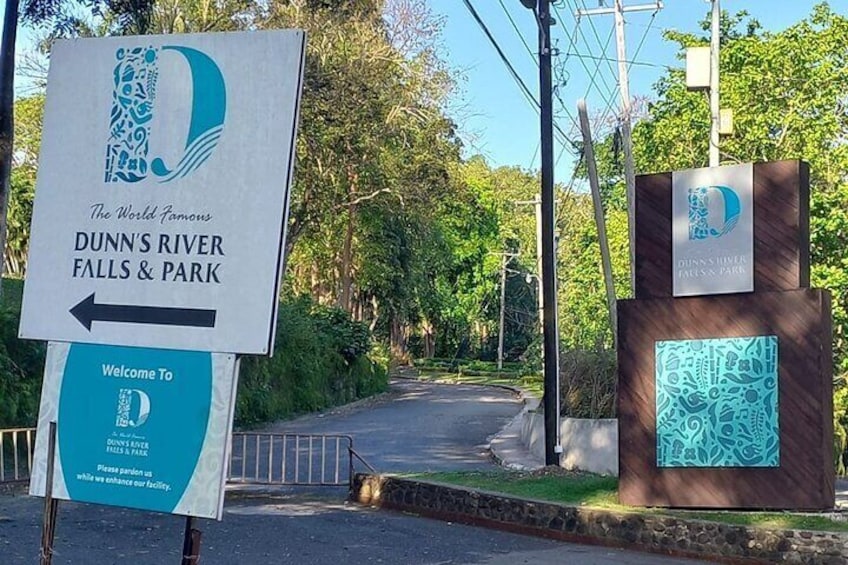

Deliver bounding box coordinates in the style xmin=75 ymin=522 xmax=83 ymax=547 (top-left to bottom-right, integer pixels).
xmin=0 ymin=379 xmax=709 ymax=564
xmin=260 ymin=379 xmax=524 ymax=473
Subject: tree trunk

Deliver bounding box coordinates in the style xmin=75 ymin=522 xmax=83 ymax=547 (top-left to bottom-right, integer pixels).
xmin=422 ymin=318 xmax=435 ymax=358
xmin=338 ymin=168 xmax=358 ymax=313
xmin=0 ymin=0 xmax=18 ymax=296
xmin=369 ymin=296 xmax=379 ymax=333
xmin=338 ymin=200 xmax=355 ymax=312
xmin=311 ymin=261 xmax=320 ymax=301
xmin=389 ymin=315 xmax=408 ymax=363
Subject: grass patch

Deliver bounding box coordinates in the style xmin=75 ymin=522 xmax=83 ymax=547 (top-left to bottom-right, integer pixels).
xmin=407 ymin=469 xmax=848 ymax=533
xmin=675 ymin=511 xmax=848 ymax=532
xmin=410 ymin=369 xmax=543 ymax=398
xmin=407 ymin=469 xmax=617 ymax=506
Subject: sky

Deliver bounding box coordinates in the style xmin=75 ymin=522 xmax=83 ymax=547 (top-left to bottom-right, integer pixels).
xmin=432 ymin=0 xmax=847 ymax=182
xmin=2 ymin=0 xmax=845 ymax=183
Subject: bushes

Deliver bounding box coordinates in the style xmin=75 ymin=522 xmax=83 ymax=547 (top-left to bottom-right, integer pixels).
xmin=559 ymin=348 xmax=617 ymax=419
xmin=235 ymin=297 xmax=388 ymax=426
xmin=0 ymin=280 xmax=47 ymax=427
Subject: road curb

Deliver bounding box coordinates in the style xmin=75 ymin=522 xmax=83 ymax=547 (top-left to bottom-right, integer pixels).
xmin=351 ymin=473 xmax=848 ymax=564
xmin=488 ymin=398 xmax=544 ymax=471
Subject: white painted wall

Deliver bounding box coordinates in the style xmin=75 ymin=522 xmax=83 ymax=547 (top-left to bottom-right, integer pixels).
xmin=521 ymin=412 xmax=619 ymax=476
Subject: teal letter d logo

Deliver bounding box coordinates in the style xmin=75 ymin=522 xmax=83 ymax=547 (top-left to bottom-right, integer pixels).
xmin=688 ymin=185 xmax=741 ymax=240
xmin=104 ymin=45 xmax=226 ymax=183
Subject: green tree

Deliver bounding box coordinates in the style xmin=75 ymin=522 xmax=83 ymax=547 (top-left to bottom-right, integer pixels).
xmin=411 ymin=157 xmax=541 ymax=361
xmin=149 ymin=0 xmax=251 ymax=34
xmin=265 ymin=0 xmax=471 ymax=361
xmin=6 ymin=93 xmax=43 ymax=275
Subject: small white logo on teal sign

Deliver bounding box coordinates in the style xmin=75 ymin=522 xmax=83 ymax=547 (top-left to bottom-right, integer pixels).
xmin=688 ymin=185 xmax=742 ymax=240
xmin=104 ymin=45 xmax=226 ymax=183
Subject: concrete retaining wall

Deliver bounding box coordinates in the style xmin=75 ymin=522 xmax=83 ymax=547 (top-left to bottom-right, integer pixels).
xmin=521 ymin=412 xmax=618 ymax=475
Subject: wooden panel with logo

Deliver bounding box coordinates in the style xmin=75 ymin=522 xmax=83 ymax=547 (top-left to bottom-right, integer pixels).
xmin=634 ymin=160 xmax=810 ymax=299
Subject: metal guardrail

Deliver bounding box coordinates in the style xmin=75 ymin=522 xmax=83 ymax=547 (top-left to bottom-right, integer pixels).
xmin=1 ymin=427 xmax=35 ymax=483
xmin=0 ymin=428 xmax=374 ymax=488
xmin=227 ymin=432 xmax=369 ymax=487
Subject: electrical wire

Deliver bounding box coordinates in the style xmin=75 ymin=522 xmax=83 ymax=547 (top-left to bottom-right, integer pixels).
xmin=497 ymin=0 xmax=536 ymax=63
xmin=552 ymin=1 xmax=619 ymax=117
xmin=461 ymin=0 xmax=541 ymax=114
xmin=563 ymin=51 xmax=669 ymax=69
xmin=460 ymin=0 xmax=578 ymax=148
xmin=572 ymin=0 xmax=619 ymax=94
xmin=627 ymin=8 xmax=658 ymax=72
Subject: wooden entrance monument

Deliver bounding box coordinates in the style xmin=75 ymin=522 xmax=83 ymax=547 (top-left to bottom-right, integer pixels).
xmin=617 ymin=160 xmax=834 ymax=509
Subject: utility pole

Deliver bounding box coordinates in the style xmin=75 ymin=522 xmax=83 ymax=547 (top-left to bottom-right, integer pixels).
xmin=538 ymin=0 xmax=559 ymax=467
xmin=614 ymin=0 xmax=636 ymax=296
xmin=709 ymin=0 xmax=720 ymax=167
xmin=576 ymin=1 xmax=662 ymax=295
xmin=512 ymin=195 xmax=543 ymax=339
xmin=521 ymin=0 xmax=560 ymax=466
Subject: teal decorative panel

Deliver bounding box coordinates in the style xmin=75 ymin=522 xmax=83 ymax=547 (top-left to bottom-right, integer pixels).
xmin=655 ymin=336 xmax=779 ymax=468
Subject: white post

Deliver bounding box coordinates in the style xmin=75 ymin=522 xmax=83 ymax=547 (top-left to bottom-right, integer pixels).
xmin=497 ymin=253 xmax=507 ymax=370
xmin=709 ymin=0 xmax=720 ymax=167
xmin=577 ymin=100 xmax=618 ymax=348
xmin=613 ymin=0 xmax=637 ymax=296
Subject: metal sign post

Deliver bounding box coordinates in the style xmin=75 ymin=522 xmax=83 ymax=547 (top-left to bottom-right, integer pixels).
xmin=39 ymin=422 xmax=59 ymax=565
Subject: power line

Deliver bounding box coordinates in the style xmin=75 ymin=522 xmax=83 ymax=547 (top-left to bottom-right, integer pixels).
xmin=461 ymin=0 xmax=541 ymax=114
xmin=550 ymin=3 xmax=619 ymax=135
xmin=587 ymin=7 xmax=664 ymax=148
xmin=553 ymin=1 xmax=618 ymax=102
xmin=460 ymin=0 xmax=578 ymax=150
xmin=628 ymin=9 xmax=659 ymax=72
xmin=497 ymin=0 xmax=536 ymax=63
xmin=570 ymin=20 xmax=623 ymax=134
xmin=573 ymin=0 xmax=619 ymax=92
xmin=580 ymin=26 xmax=619 ymax=109
xmin=563 ymin=50 xmax=670 ymax=69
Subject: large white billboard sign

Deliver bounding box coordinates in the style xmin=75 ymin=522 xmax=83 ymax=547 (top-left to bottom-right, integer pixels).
xmin=19 ymin=31 xmax=305 ymax=354
xmin=672 ymin=163 xmax=754 ymax=297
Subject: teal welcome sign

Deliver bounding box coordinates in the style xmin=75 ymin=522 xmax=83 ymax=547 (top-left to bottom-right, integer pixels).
xmin=655 ymin=336 xmax=779 ymax=468
xmin=30 ymin=343 xmax=237 ymax=519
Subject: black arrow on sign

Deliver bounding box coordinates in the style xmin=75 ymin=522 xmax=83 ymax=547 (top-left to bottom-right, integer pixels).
xmin=70 ymin=293 xmax=217 ymax=330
